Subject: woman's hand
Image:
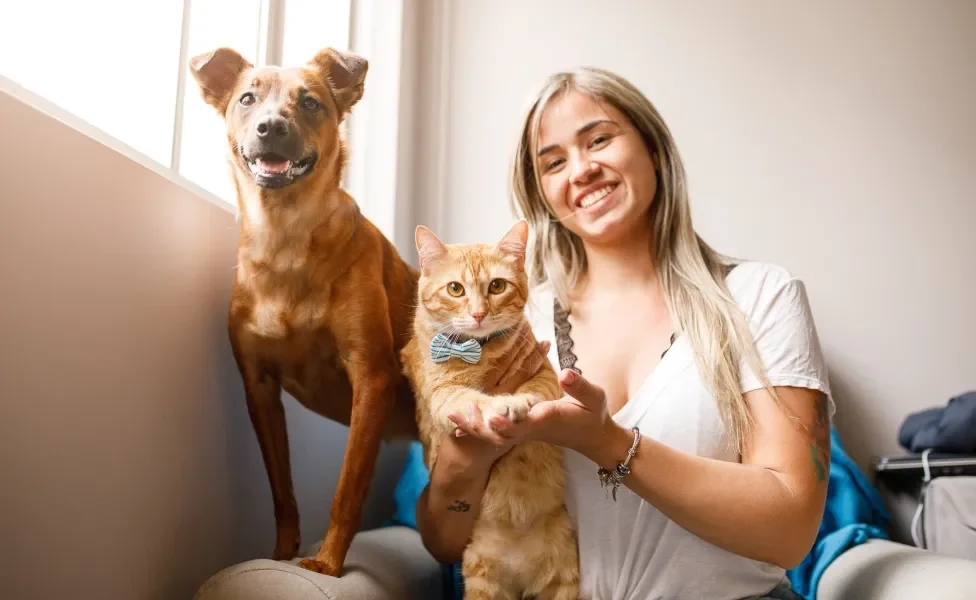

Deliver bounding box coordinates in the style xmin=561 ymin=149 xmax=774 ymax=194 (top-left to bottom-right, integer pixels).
xmin=449 ymin=322 xmax=551 ymax=444
xmin=439 ymin=406 xmax=517 ymax=471
xmin=483 ymin=322 xmax=552 ymax=396
xmin=452 ymin=368 xmax=622 ymax=460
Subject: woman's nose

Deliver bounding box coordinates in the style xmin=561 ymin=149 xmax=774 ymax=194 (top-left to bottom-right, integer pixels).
xmin=569 ymin=155 xmax=600 ymax=184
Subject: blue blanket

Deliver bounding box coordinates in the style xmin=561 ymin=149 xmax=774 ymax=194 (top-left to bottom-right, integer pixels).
xmin=785 ymin=426 xmax=891 ymax=599
xmin=389 ymin=426 xmax=890 ymax=600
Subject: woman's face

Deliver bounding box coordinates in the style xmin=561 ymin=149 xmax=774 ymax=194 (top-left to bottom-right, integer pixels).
xmin=534 ymin=89 xmax=658 ymax=246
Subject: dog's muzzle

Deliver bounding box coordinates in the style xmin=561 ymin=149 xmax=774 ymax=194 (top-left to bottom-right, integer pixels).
xmin=241 ymin=113 xmax=317 ymax=189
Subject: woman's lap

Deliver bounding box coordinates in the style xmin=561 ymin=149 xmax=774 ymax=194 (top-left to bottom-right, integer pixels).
xmin=741 ymin=583 xmax=803 ymax=600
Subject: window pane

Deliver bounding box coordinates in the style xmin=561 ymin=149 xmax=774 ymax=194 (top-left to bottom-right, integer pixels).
xmin=178 ymin=0 xmax=263 ymax=205
xmin=0 ymin=1 xmax=184 ymax=166
xmin=282 ymin=0 xmax=351 ymax=67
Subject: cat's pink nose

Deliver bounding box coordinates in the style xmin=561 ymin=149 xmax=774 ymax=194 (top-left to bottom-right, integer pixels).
xmin=471 ymin=312 xmax=486 ymax=324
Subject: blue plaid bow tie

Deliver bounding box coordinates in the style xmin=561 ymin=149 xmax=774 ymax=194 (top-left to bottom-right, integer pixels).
xmin=429 ymin=333 xmax=483 ymax=364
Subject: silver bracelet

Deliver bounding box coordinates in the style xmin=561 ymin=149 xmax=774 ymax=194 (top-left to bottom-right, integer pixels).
xmin=597 ymin=426 xmax=641 ymax=501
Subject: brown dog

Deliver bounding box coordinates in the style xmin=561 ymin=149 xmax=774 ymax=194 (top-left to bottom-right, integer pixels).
xmin=188 ymin=46 xmax=420 ymax=576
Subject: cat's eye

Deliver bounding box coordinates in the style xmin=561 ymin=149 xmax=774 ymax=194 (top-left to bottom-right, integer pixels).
xmin=488 ymin=279 xmax=507 ymax=294
xmin=446 ymin=282 xmax=465 ymax=297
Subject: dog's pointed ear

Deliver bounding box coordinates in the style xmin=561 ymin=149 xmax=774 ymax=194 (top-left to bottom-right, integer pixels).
xmin=495 ymin=220 xmax=529 ymax=270
xmin=189 ymin=47 xmax=252 ymax=114
xmin=416 ymin=225 xmax=448 ymax=275
xmin=309 ymin=47 xmax=368 ymax=119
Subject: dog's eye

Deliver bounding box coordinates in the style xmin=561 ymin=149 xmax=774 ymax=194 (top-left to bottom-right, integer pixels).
xmin=302 ymin=96 xmax=320 ymax=111
xmin=239 ymin=92 xmax=255 ymax=107
xmin=446 ymin=282 xmax=465 ymax=297
xmin=488 ymin=279 xmax=507 ymax=294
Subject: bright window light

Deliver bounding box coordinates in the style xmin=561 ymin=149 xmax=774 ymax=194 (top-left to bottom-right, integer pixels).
xmin=282 ymin=0 xmax=351 ymax=66
xmin=177 ymin=0 xmax=263 ymax=205
xmin=0 ymin=0 xmax=358 ymax=209
xmin=0 ymin=1 xmax=185 ymax=166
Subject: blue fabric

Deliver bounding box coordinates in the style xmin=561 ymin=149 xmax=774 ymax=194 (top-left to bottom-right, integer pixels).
xmin=785 ymin=426 xmax=891 ymax=600
xmin=389 ymin=429 xmax=889 ymax=600
xmin=388 ymin=441 xmax=429 ymax=530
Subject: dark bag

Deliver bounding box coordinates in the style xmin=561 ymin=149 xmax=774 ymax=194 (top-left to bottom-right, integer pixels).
xmin=899 ymin=391 xmax=976 ymax=454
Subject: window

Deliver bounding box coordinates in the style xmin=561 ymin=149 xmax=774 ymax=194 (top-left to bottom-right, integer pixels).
xmin=0 ymin=1 xmax=185 ymax=166
xmin=0 ymin=0 xmax=353 ymax=206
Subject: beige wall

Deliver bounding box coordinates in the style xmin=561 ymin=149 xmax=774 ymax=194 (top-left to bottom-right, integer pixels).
xmin=0 ymin=85 xmax=407 ymax=599
xmin=409 ymin=0 xmax=976 ymax=536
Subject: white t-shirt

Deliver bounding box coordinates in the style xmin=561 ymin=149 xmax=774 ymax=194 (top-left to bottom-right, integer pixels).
xmin=524 ymin=261 xmax=833 ymax=600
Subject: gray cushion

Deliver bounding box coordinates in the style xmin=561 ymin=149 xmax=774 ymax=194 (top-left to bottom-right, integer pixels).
xmin=194 ymin=526 xmax=444 ymax=600
xmin=818 ymin=538 xmax=976 ymax=600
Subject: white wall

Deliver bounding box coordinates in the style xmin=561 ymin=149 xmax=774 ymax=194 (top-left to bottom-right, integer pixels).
xmin=0 ymin=83 xmax=409 ymax=600
xmin=409 ymin=0 xmax=976 ymax=535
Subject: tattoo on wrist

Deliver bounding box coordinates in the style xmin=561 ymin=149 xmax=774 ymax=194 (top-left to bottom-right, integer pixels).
xmin=810 ymin=395 xmax=831 ymax=482
xmin=446 ymin=499 xmax=471 ymax=513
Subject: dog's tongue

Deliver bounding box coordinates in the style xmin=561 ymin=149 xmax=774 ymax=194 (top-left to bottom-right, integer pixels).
xmin=258 ymin=158 xmax=290 ymax=174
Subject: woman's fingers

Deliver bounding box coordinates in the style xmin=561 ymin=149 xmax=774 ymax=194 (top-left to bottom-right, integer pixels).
xmin=487 ymin=414 xmax=514 ymax=431
xmin=449 ymin=404 xmax=509 ymax=445
xmin=559 ymin=368 xmax=606 ymax=407
xmin=522 ymin=340 xmax=551 ymax=379
xmin=495 ymin=323 xmax=533 ymax=386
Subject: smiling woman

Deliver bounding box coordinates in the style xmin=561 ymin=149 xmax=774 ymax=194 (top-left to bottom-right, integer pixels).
xmin=417 ymin=66 xmax=835 ymax=600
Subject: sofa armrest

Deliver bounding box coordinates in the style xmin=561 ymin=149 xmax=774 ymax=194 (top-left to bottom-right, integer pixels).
xmin=194 ymin=527 xmax=444 ymax=600
xmin=817 ymin=539 xmax=976 ymax=600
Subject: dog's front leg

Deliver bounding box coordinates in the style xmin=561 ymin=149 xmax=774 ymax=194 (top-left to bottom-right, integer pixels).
xmin=298 ymin=304 xmax=399 ymax=576
xmin=231 ymin=334 xmax=301 ymax=561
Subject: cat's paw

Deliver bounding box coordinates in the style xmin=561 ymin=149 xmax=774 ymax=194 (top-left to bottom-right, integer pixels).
xmin=434 ymin=390 xmax=488 ymax=434
xmin=482 ymin=393 xmax=535 ymax=428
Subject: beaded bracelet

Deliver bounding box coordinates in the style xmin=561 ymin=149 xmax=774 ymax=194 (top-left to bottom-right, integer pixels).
xmin=597 ymin=426 xmax=642 ymax=501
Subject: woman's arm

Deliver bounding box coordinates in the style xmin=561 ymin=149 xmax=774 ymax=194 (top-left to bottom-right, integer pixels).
xmin=414 ymin=337 xmax=548 ymax=563
xmin=582 ymin=382 xmax=830 ymax=570
xmin=415 ymin=438 xmax=494 ymax=563
xmin=456 ymin=369 xmax=831 ymax=570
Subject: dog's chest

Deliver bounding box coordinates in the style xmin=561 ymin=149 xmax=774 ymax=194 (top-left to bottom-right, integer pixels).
xmin=240 ymin=264 xmax=330 ymax=340
xmin=248 ymin=293 xmax=326 ymax=339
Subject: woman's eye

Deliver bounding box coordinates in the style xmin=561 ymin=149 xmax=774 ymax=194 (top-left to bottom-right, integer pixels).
xmin=302 ymin=96 xmax=320 ymax=111
xmin=544 ymin=158 xmax=565 ymax=172
xmin=590 ymin=134 xmax=611 ymax=148
xmin=488 ymin=279 xmax=506 ymax=294
xmin=240 ymin=92 xmax=256 ymax=107
xmin=446 ymin=282 xmax=465 ymax=297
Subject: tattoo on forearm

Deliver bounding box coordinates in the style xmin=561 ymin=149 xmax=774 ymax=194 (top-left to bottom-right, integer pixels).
xmin=447 ymin=499 xmax=471 ymax=513
xmin=810 ymin=395 xmax=831 ymax=482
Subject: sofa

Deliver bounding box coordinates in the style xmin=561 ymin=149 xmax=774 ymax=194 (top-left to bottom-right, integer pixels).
xmin=194 ymin=524 xmax=976 ymax=600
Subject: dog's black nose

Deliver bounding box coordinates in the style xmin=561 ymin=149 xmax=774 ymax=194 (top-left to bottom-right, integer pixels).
xmin=255 ymin=114 xmax=289 ymax=139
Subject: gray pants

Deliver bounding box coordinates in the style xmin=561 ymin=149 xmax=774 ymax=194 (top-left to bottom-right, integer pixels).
xmin=742 ymin=583 xmax=803 ymax=600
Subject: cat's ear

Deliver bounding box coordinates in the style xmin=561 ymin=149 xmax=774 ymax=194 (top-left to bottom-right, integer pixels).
xmin=496 ymin=220 xmax=529 ymax=269
xmin=416 ymin=225 xmax=448 ymax=274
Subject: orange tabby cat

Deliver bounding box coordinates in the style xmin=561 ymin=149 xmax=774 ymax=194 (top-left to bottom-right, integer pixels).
xmin=400 ymin=220 xmax=580 ymax=600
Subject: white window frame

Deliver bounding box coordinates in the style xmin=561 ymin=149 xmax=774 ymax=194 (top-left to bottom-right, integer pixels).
xmin=0 ymin=0 xmax=411 ymax=242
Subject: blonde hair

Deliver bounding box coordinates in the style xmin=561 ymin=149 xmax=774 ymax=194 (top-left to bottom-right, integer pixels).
xmin=509 ymin=67 xmax=789 ymax=453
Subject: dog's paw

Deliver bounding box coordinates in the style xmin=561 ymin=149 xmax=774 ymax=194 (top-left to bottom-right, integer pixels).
xmin=272 ymin=524 xmax=301 ymax=561
xmin=482 ymin=393 xmax=535 ymax=427
xmin=297 ymin=557 xmax=341 ymax=577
